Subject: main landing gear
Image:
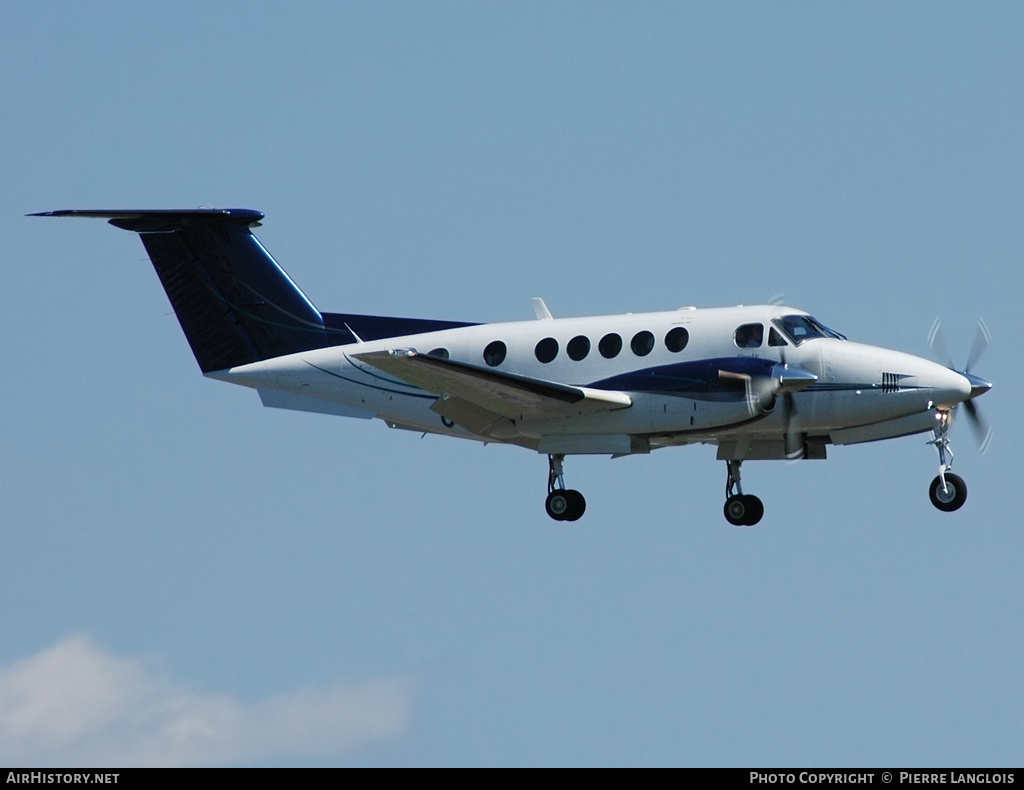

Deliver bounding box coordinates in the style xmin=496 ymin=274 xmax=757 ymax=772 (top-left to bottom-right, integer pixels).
xmin=723 ymin=459 xmax=764 ymax=526
xmin=927 ymin=409 xmax=968 ymax=512
xmin=544 ymin=454 xmax=586 ymax=522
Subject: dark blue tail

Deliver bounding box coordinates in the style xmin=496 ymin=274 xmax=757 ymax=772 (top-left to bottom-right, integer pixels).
xmin=34 ymin=208 xmax=479 ymax=373
xmin=36 ymin=209 xmax=326 ymax=373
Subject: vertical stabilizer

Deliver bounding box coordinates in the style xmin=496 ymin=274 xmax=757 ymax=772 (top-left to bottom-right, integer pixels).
xmin=34 ymin=209 xmax=328 ymax=373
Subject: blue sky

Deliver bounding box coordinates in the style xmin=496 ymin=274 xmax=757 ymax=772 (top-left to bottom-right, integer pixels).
xmin=2 ymin=2 xmax=1020 ymax=766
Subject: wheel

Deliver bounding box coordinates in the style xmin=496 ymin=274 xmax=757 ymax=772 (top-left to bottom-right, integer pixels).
xmin=929 ymin=473 xmax=967 ymax=512
xmin=545 ymin=490 xmax=570 ymax=521
xmin=563 ymin=490 xmax=586 ymax=522
xmin=725 ymin=494 xmax=763 ymax=526
xmin=724 ymin=494 xmax=748 ymax=526
xmin=741 ymin=495 xmax=764 ymax=526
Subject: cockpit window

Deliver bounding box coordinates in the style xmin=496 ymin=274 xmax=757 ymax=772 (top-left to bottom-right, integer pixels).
xmin=774 ymin=315 xmax=846 ymax=345
xmin=768 ymin=327 xmax=788 ymax=347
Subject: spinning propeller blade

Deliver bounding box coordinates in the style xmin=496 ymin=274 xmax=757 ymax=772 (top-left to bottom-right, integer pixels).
xmin=929 ymin=317 xmax=993 ymax=453
xmin=782 ymin=391 xmax=805 ymax=460
xmin=928 ymin=318 xmax=955 ymax=370
xmin=965 ymin=318 xmax=990 ymax=375
xmin=963 ymin=399 xmax=993 ymax=454
xmin=778 ymin=346 xmax=805 ymax=459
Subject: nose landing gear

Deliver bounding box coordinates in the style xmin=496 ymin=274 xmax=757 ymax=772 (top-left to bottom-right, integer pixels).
xmin=723 ymin=460 xmax=764 ymax=526
xmin=929 ymin=472 xmax=967 ymax=511
xmin=927 ymin=409 xmax=968 ymax=512
xmin=544 ymin=454 xmax=586 ymax=522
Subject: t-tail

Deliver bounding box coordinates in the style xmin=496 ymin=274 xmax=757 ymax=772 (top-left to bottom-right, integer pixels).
xmin=32 ymin=209 xmax=476 ymax=373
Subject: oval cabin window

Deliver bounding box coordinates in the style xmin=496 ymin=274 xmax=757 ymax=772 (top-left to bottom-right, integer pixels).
xmin=483 ymin=340 xmax=507 ymax=366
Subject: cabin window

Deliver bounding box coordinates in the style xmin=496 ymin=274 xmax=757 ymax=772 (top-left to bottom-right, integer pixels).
xmin=631 ymin=330 xmax=655 ymax=356
xmin=567 ymin=335 xmax=591 ymax=361
xmin=599 ymin=333 xmax=622 ymax=359
xmin=535 ymin=337 xmax=558 ymax=363
xmin=483 ymin=340 xmax=507 ymax=367
xmin=768 ymin=328 xmax=788 ymax=347
xmin=665 ymin=326 xmax=689 ymax=353
xmin=427 ymin=347 xmax=450 ymax=359
xmin=734 ymin=323 xmax=763 ymax=349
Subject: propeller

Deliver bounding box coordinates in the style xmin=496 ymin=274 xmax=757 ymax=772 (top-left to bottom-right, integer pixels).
xmin=717 ymin=370 xmax=775 ymax=417
xmin=928 ymin=318 xmax=993 ymax=453
xmin=777 ymin=345 xmax=812 ymax=459
xmin=717 ymin=350 xmax=817 ymax=459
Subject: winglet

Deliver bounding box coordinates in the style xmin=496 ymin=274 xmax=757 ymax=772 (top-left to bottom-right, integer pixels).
xmin=532 ymin=298 xmax=553 ymax=320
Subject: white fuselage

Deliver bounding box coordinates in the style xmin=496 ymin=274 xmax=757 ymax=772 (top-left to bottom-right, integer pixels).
xmin=209 ymin=304 xmax=971 ymax=459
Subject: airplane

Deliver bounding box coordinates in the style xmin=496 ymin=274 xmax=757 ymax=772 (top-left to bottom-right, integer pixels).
xmin=32 ymin=208 xmax=993 ymax=525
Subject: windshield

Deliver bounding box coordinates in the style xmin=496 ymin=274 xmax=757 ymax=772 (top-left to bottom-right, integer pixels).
xmin=774 ymin=315 xmax=846 ymax=345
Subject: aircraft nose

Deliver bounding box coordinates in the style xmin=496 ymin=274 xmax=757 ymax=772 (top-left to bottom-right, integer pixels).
xmin=924 ymin=362 xmax=972 ymax=408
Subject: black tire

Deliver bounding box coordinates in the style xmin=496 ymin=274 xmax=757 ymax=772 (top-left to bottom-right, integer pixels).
xmin=724 ymin=495 xmax=748 ymax=526
xmin=741 ymin=495 xmax=764 ymax=526
xmin=545 ymin=490 xmax=570 ymax=521
xmin=563 ymin=490 xmax=587 ymax=522
xmin=929 ymin=473 xmax=967 ymax=512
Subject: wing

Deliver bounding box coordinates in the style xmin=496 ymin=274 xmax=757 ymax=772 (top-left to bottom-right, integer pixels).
xmin=353 ymin=350 xmax=631 ymax=434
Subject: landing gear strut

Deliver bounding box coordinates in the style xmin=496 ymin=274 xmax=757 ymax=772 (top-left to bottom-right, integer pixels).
xmin=723 ymin=459 xmax=764 ymax=526
xmin=927 ymin=409 xmax=968 ymax=512
xmin=545 ymin=454 xmax=586 ymax=522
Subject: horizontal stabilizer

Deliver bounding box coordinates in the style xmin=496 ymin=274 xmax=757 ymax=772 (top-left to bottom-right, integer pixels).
xmin=29 ymin=208 xmax=266 ymax=230
xmin=257 ymin=387 xmax=375 ymax=420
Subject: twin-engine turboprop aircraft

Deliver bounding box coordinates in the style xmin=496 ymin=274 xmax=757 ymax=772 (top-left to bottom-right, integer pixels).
xmin=34 ymin=208 xmax=992 ymax=525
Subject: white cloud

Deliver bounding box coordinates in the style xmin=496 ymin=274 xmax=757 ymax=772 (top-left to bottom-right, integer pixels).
xmin=0 ymin=634 xmax=411 ymax=767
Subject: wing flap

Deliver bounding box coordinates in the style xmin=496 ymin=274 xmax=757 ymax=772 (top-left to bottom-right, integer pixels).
xmin=430 ymin=395 xmax=516 ymax=436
